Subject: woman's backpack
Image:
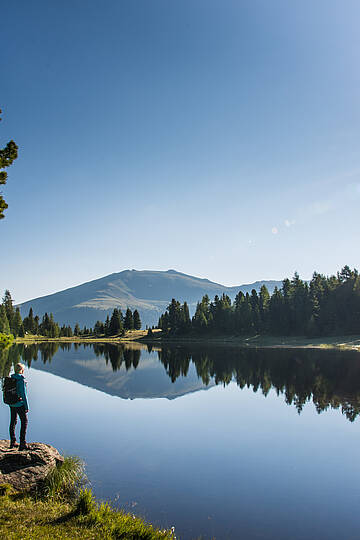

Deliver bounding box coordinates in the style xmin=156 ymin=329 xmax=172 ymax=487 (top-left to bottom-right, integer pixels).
xmin=2 ymin=377 xmax=21 ymax=405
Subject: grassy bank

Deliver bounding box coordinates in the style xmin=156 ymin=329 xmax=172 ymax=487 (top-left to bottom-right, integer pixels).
xmin=14 ymin=329 xmax=159 ymax=344
xmin=0 ymin=490 xmax=176 ymax=539
xmin=0 ymin=456 xmax=176 ymax=540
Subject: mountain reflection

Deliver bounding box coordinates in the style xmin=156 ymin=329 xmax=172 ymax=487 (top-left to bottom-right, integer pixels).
xmin=1 ymin=343 xmax=360 ymax=421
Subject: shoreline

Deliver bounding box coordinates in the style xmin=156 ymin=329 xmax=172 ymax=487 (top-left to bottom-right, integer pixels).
xmin=13 ymin=332 xmax=360 ymax=351
xmin=137 ymin=334 xmax=360 ymax=351
xmin=0 ymin=444 xmax=175 ymax=540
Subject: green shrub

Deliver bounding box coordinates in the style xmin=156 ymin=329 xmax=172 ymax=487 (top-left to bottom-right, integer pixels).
xmin=75 ymin=488 xmax=177 ymax=539
xmin=75 ymin=488 xmax=96 ymax=515
xmin=40 ymin=455 xmax=87 ymax=501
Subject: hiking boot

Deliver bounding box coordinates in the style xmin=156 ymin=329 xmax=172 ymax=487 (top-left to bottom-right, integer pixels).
xmin=10 ymin=440 xmax=19 ymax=449
xmin=19 ymin=444 xmax=29 ymax=451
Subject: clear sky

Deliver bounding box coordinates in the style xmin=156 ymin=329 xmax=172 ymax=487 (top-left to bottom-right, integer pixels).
xmin=1 ymin=0 xmax=360 ymax=303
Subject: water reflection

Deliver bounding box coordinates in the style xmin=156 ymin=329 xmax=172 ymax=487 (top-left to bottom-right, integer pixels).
xmin=93 ymin=344 xmax=141 ymax=371
xmin=158 ymin=346 xmax=360 ymax=421
xmin=2 ymin=343 xmax=360 ymax=421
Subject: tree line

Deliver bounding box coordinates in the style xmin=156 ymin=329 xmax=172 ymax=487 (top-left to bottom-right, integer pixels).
xmin=158 ymin=266 xmax=360 ymax=337
xmin=92 ymin=307 xmax=141 ymax=337
xmin=0 ymin=290 xmax=141 ymax=338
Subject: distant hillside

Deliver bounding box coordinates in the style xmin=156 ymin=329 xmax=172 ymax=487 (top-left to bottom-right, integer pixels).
xmin=18 ymin=269 xmax=281 ymax=328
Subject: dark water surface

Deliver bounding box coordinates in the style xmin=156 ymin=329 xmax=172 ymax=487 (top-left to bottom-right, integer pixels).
xmin=1 ymin=343 xmax=360 ymax=540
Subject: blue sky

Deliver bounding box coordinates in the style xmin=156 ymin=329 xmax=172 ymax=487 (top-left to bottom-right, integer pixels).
xmin=1 ymin=0 xmax=360 ymax=302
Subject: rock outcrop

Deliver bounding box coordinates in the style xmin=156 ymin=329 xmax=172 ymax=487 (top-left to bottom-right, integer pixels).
xmin=0 ymin=439 xmax=64 ymax=492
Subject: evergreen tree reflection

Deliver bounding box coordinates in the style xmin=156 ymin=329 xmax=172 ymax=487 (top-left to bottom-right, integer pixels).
xmin=8 ymin=342 xmax=360 ymax=422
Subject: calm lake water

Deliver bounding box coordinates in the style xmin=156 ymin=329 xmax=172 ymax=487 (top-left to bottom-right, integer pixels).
xmin=1 ymin=342 xmax=360 ymax=539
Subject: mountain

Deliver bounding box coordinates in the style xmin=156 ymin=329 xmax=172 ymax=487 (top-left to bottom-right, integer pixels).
xmin=18 ymin=269 xmax=281 ymax=328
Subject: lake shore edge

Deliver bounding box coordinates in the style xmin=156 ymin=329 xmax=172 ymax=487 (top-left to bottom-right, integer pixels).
xmin=0 ymin=442 xmax=176 ymax=540
xmin=14 ymin=332 xmax=360 ymax=351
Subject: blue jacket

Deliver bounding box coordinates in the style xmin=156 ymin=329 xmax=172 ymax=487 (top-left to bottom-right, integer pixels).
xmin=9 ymin=373 xmax=29 ymax=411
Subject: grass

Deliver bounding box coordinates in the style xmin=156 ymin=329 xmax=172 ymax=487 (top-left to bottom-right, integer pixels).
xmin=38 ymin=456 xmax=87 ymax=500
xmin=14 ymin=330 xmax=360 ymax=351
xmin=15 ymin=329 xmax=360 ymax=350
xmin=15 ymin=329 xmax=162 ymax=344
xmin=74 ymin=489 xmax=176 ymax=539
xmin=0 ymin=455 xmax=177 ymax=540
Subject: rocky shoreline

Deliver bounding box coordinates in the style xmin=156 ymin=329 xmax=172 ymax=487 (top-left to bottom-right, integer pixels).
xmin=0 ymin=439 xmax=63 ymax=492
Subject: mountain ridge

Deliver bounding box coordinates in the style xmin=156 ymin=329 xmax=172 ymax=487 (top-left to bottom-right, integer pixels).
xmin=18 ymin=269 xmax=282 ymax=328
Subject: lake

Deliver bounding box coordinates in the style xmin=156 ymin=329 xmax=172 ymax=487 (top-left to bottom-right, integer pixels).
xmin=1 ymin=342 xmax=360 ymax=540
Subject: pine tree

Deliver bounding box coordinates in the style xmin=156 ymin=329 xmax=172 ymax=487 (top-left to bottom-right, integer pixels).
xmin=133 ymin=309 xmax=141 ymax=330
xmin=193 ymin=296 xmax=210 ymax=333
xmin=39 ymin=313 xmax=50 ymax=336
xmin=0 ymin=304 xmax=10 ymax=334
xmin=33 ymin=315 xmax=39 ymax=335
xmin=23 ymin=307 xmax=35 ymax=334
xmin=0 ymin=109 xmax=18 ymax=220
xmin=291 ymin=272 xmax=311 ymax=335
xmin=94 ymin=320 xmax=104 ymax=335
xmin=109 ymin=309 xmax=123 ymax=335
xmin=18 ymin=323 xmax=25 ymax=337
xmin=234 ymin=291 xmax=245 ymax=333
xmin=27 ymin=307 xmax=35 ymax=333
xmin=241 ymin=293 xmax=253 ymax=333
xmin=167 ymin=299 xmax=182 ymax=333
xmin=2 ymin=290 xmax=15 ymax=333
xmin=213 ymin=293 xmax=232 ymax=333
xmin=158 ymin=312 xmax=169 ymax=332
xmin=124 ymin=308 xmax=134 ymax=330
xmin=268 ymin=287 xmax=284 ymax=334
xmin=104 ymin=315 xmax=110 ymax=336
xmin=259 ymin=285 xmax=270 ymax=331
xmin=13 ymin=308 xmax=23 ymax=337
xmin=74 ymin=323 xmax=80 ymax=336
xmin=46 ymin=313 xmax=60 ymax=338
xmin=180 ymin=302 xmax=191 ymax=333
xmin=250 ymin=289 xmax=260 ymax=332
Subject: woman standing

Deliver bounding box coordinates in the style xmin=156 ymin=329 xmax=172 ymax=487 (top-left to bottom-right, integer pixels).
xmin=9 ymin=362 xmax=29 ymax=451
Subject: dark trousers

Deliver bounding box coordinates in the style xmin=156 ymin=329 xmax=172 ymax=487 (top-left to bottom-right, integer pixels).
xmin=9 ymin=406 xmax=28 ymax=444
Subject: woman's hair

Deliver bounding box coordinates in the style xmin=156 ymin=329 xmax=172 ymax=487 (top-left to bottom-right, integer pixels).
xmin=15 ymin=363 xmax=25 ymax=374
